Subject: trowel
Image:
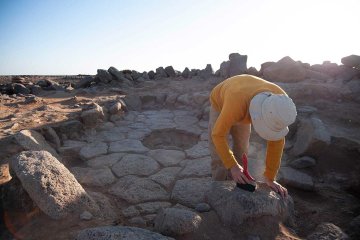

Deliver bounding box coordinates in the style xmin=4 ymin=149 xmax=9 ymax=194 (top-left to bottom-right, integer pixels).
xmin=236 ymin=153 xmax=257 ymax=192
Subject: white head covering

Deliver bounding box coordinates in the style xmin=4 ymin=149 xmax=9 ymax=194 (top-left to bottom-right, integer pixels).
xmin=249 ymin=92 xmax=297 ymax=141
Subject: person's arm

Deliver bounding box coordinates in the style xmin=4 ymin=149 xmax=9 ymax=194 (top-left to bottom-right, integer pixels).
xmin=211 ymin=95 xmax=244 ymax=169
xmin=263 ymin=138 xmax=285 ymax=181
xmin=263 ymin=138 xmax=289 ymax=198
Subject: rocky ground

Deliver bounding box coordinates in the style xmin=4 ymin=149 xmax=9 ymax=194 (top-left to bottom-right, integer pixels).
xmin=1 ymin=54 xmax=360 ymax=239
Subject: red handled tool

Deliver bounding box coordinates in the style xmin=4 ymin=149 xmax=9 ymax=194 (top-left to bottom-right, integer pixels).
xmin=236 ymin=153 xmax=256 ymax=192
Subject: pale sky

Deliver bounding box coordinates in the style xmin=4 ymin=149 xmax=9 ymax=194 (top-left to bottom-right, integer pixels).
xmin=0 ymin=0 xmax=359 ymax=75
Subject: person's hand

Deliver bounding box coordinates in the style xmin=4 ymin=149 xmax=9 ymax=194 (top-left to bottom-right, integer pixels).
xmin=264 ymin=177 xmax=288 ymax=199
xmin=230 ymin=164 xmax=252 ymax=184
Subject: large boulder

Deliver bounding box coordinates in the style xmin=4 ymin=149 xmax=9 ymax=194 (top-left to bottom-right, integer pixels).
xmin=291 ymin=117 xmax=331 ymax=157
xmin=263 ymin=56 xmax=307 ymax=82
xmin=74 ymin=76 xmax=95 ymax=89
xmin=108 ymin=67 xmax=132 ymax=85
xmin=199 ymin=64 xmax=214 ymax=79
xmin=181 ymin=67 xmax=190 ymax=78
xmin=80 ymin=103 xmax=105 ymax=128
xmin=13 ymin=83 xmax=30 ymax=95
xmin=154 ymin=208 xmax=202 ymax=236
xmin=165 ymin=66 xmax=176 ymax=77
xmin=11 ymin=151 xmax=99 ymax=219
xmin=228 ymin=53 xmax=247 ymax=77
xmin=219 ymin=61 xmax=230 ymax=78
xmin=341 ymin=54 xmax=360 ymax=69
xmin=75 ymin=226 xmax=174 ymax=240
xmin=206 ymin=181 xmax=294 ymax=226
xmin=96 ymin=69 xmax=112 ymax=83
xmin=277 ymin=167 xmax=315 ymax=191
xmin=148 ymin=70 xmax=156 ymax=79
xmin=14 ymin=129 xmax=59 ymax=158
xmin=336 ymin=65 xmax=360 ymax=81
xmin=156 ymin=67 xmax=168 ymax=78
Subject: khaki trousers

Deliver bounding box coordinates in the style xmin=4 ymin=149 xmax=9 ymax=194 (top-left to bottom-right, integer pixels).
xmin=208 ymin=106 xmax=251 ymax=181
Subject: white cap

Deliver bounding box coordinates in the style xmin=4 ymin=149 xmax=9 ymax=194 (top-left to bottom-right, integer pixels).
xmin=249 ymin=92 xmax=297 ymax=141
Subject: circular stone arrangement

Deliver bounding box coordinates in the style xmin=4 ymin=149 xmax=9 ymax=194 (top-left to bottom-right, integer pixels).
xmin=142 ymin=129 xmax=200 ymax=150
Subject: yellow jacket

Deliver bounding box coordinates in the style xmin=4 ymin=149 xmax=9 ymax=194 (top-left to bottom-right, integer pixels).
xmin=210 ymin=74 xmax=286 ymax=181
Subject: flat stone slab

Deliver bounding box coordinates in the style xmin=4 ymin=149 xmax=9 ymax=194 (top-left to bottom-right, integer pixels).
xmin=71 ymin=167 xmax=116 ymax=187
xmin=171 ymin=178 xmax=213 ymax=208
xmin=206 ymin=181 xmax=294 ymax=226
xmin=109 ymin=139 xmax=149 ymax=153
xmin=109 ymin=175 xmax=169 ymax=204
xmin=178 ymin=157 xmax=211 ymax=178
xmin=122 ymin=201 xmax=172 ymax=218
xmin=86 ymin=153 xmax=125 ymax=168
xmin=185 ymin=141 xmax=210 ymax=159
xmin=75 ymin=226 xmax=174 ymax=240
xmin=11 ymin=151 xmax=99 ymax=219
xmin=148 ymin=149 xmax=186 ymax=167
xmin=79 ymin=142 xmax=108 ymax=160
xmin=111 ymin=154 xmax=160 ymax=177
xmin=149 ymin=167 xmax=182 ymax=189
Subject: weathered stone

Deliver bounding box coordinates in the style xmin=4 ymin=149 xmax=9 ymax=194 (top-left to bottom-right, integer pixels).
xmin=79 ymin=141 xmax=108 ymax=160
xmin=156 ymin=67 xmax=168 ymax=78
xmin=219 ymin=61 xmax=230 ymax=78
xmin=41 ymin=126 xmax=61 ymax=149
xmin=278 ymin=167 xmax=315 ymax=191
xmin=178 ymin=157 xmax=211 ymax=178
xmin=14 ymin=129 xmax=59 ymax=158
xmin=88 ymin=191 xmax=118 ymax=219
xmin=149 ymin=167 xmax=182 ymax=188
xmin=123 ymin=95 xmax=142 ymax=110
xmin=109 ymin=102 xmax=123 ymax=115
xmin=291 ymin=117 xmax=331 ymax=157
xmin=109 ymin=139 xmax=149 ymax=153
xmin=86 ymin=153 xmax=125 ymax=168
xmin=148 ymin=70 xmax=156 ymax=79
xmin=195 ymin=203 xmax=211 ymax=212
xmin=13 ymin=83 xmax=30 ymax=95
xmin=154 ymin=208 xmax=202 ymax=236
xmin=97 ymin=69 xmax=112 ymax=83
xmin=307 ymin=222 xmax=349 ymax=240
xmin=58 ymin=140 xmax=86 ymax=157
xmin=182 ymin=67 xmax=190 ymax=78
xmin=75 ymin=226 xmax=173 ymax=240
xmin=349 ymin=215 xmax=360 ymax=239
xmin=246 ymin=67 xmax=260 ymax=77
xmin=207 ymin=181 xmax=293 ymax=226
xmin=109 ymin=175 xmax=169 ymax=204
xmin=228 ymin=53 xmax=247 ymax=77
xmin=81 ymin=103 xmax=105 ymax=127
xmin=129 ymin=216 xmax=146 ymax=227
xmin=289 ymin=156 xmax=316 ymax=169
xmin=111 ymin=154 xmax=160 ymax=177
xmin=71 ymin=167 xmax=116 ymax=187
xmin=80 ymin=211 xmax=93 ymax=220
xmin=185 ymin=141 xmax=210 ymax=159
xmin=199 ymin=64 xmax=213 ymax=79
xmin=74 ymin=76 xmax=94 ymax=89
xmin=53 ymin=120 xmax=83 ymax=140
xmin=11 ymin=151 xmax=99 ymax=219
xmin=122 ymin=202 xmax=172 ymax=218
xmin=148 ymin=149 xmax=186 ymax=166
xmin=336 ymin=65 xmax=360 ymax=81
xmin=171 ymin=178 xmax=213 ymax=208
xmin=341 ymin=54 xmax=360 ymax=68
xmin=165 ymin=66 xmax=176 ymax=77
xmin=263 ymin=56 xmax=307 ymax=82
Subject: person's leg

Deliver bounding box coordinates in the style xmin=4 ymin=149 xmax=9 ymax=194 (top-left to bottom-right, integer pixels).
xmin=208 ymin=106 xmax=230 ymax=181
xmin=230 ymin=123 xmax=251 ymax=166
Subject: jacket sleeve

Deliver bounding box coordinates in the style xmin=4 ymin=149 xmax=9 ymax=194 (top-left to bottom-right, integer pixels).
xmin=211 ymin=95 xmax=244 ymax=169
xmin=264 ymin=138 xmax=285 ymax=181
